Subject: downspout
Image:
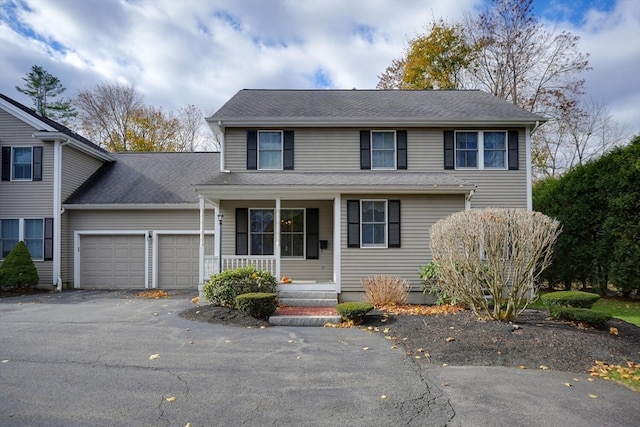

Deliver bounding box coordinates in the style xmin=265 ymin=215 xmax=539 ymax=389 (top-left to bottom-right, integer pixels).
xmin=525 ymin=123 xmax=537 ymax=211
xmin=53 ymin=139 xmax=69 ymax=291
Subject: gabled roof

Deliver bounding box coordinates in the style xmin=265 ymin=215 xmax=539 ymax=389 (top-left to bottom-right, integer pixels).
xmin=65 ymin=152 xmax=220 ymax=206
xmin=208 ymin=89 xmax=546 ymax=128
xmin=0 ymin=92 xmax=113 ymax=161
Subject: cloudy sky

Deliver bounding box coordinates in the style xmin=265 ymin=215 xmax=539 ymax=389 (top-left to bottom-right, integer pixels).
xmin=1 ymin=0 xmax=639 ymax=135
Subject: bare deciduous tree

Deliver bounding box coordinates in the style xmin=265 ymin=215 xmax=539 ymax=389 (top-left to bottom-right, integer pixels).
xmin=430 ymin=208 xmax=561 ymax=322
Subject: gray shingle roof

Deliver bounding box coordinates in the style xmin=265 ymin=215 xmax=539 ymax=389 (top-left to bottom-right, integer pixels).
xmin=65 ymin=152 xmax=220 ymax=205
xmin=209 ymin=89 xmax=545 ymax=125
xmin=198 ymin=171 xmax=473 ymax=190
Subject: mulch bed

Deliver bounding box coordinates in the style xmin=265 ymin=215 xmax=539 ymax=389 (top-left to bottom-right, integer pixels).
xmin=180 ymin=304 xmax=640 ymax=374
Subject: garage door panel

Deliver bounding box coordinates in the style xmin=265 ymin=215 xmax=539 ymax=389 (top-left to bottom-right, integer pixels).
xmin=81 ymin=235 xmax=145 ymax=289
xmin=158 ymin=234 xmax=213 ymax=289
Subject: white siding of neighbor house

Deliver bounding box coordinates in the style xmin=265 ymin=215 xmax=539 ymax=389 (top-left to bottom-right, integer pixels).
xmin=61 ymin=145 xmax=106 ymax=201
xmin=0 ymin=109 xmax=54 ymax=283
xmin=62 ymin=208 xmax=215 ymax=288
xmin=339 ymin=193 xmax=466 ymax=294
xmin=219 ymin=199 xmax=334 ymax=282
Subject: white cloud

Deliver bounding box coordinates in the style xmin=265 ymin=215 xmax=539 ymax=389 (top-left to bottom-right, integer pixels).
xmin=0 ymin=0 xmax=637 ymax=136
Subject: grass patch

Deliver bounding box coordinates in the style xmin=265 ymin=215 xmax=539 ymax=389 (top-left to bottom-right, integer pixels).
xmin=589 ymin=361 xmax=640 ymax=393
xmin=528 ymin=293 xmax=640 ymax=326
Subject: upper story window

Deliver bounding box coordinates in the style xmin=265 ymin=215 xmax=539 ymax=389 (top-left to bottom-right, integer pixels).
xmin=371 ymin=131 xmax=396 ymax=169
xmin=258 ymin=131 xmax=283 ymax=170
xmin=246 ymin=130 xmax=294 ymax=170
xmin=455 ymin=131 xmax=507 ymax=170
xmin=0 ymin=218 xmax=44 ymax=261
xmin=1 ymin=146 xmax=43 ymax=181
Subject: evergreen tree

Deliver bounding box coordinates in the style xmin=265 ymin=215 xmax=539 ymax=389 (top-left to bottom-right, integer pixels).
xmin=15 ymin=65 xmax=77 ymax=122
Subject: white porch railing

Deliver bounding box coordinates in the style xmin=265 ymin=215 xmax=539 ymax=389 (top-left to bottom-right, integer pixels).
xmin=203 ymin=255 xmax=277 ymax=279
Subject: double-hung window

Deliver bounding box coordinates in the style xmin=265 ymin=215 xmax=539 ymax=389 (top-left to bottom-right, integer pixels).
xmin=250 ymin=209 xmax=274 ymax=255
xmin=371 ymin=131 xmax=396 ymax=169
xmin=281 ymin=209 xmax=304 ymax=258
xmin=0 ymin=218 xmax=44 ymax=260
xmin=455 ymin=131 xmax=507 ymax=169
xmin=361 ymin=200 xmax=387 ymax=247
xmin=12 ymin=147 xmax=33 ymax=180
xmin=258 ymin=131 xmax=283 ymax=170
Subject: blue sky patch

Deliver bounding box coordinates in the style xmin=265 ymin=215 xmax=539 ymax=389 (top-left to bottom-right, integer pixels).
xmin=312 ymin=68 xmax=333 ymax=89
xmin=352 ymin=24 xmax=376 ymax=44
xmin=213 ymin=10 xmax=242 ymax=32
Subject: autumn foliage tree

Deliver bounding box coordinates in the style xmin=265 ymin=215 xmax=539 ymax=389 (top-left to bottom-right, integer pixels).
xmin=430 ymin=208 xmax=561 ymax=322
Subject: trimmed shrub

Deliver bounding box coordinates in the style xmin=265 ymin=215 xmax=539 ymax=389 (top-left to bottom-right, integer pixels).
xmin=336 ymin=302 xmax=374 ymax=322
xmin=0 ymin=241 xmax=39 ymax=289
xmin=202 ymin=266 xmax=278 ymax=306
xmin=235 ymin=293 xmax=278 ymax=320
xmin=419 ymin=261 xmax=457 ymax=305
xmin=541 ymin=291 xmax=600 ymax=309
xmin=549 ymin=307 xmax=612 ymax=327
xmin=362 ymin=275 xmax=410 ymax=307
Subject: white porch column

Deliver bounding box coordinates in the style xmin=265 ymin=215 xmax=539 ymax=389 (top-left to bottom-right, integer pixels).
xmin=198 ymin=196 xmax=206 ymax=283
xmin=214 ymin=203 xmax=221 ymax=274
xmin=275 ymin=197 xmax=281 ymax=281
xmin=53 ymin=140 xmax=63 ymax=291
xmin=333 ymin=195 xmax=341 ymax=293
xmin=525 ymin=126 xmax=533 ymax=210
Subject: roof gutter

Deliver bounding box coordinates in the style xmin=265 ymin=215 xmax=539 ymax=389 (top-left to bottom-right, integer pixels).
xmin=32 ymin=131 xmax=113 ymax=162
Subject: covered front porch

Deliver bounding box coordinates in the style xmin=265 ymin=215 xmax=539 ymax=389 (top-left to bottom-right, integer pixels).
xmin=197 ymin=195 xmax=341 ymax=293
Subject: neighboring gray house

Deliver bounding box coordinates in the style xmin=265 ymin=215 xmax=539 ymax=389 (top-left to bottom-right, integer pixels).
xmin=2 ymin=89 xmax=544 ymax=301
xmin=196 ymin=89 xmax=544 ymax=301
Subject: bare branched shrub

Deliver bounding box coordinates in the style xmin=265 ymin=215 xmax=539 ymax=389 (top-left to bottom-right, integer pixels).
xmin=430 ymin=208 xmax=561 ymax=321
xmin=362 ymin=275 xmax=410 ymax=307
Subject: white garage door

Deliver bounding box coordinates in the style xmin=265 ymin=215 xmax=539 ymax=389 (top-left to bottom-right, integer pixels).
xmin=158 ymin=234 xmax=213 ymax=289
xmin=80 ymin=235 xmax=145 ymax=289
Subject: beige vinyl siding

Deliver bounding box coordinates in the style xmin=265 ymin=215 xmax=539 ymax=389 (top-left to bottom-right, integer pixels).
xmin=61 ymin=145 xmax=105 ymax=200
xmin=340 ymin=194 xmax=465 ymax=292
xmin=62 ymin=208 xmax=215 ymax=287
xmin=219 ymin=199 xmax=334 ymax=282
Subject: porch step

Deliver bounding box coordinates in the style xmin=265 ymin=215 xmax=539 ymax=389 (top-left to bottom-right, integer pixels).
xmin=277 ymin=291 xmax=338 ymax=307
xmin=269 ymin=306 xmax=341 ymax=327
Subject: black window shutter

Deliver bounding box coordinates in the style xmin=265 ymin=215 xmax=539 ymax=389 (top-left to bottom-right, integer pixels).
xmin=1 ymin=147 xmax=10 ymax=181
xmin=283 ymin=130 xmax=294 ymax=170
xmin=360 ymin=130 xmax=371 ymax=170
xmin=444 ymin=131 xmax=454 ymax=170
xmin=44 ymin=218 xmax=53 ymax=261
xmin=247 ymin=130 xmax=257 ymax=170
xmin=508 ymin=130 xmax=519 ymax=170
xmin=235 ymin=208 xmax=248 ymax=255
xmin=347 ymin=200 xmax=360 ymax=247
xmin=388 ymin=200 xmax=401 ymax=248
xmin=397 ymin=130 xmax=407 ymax=170
xmin=306 ymin=208 xmax=319 ymax=259
xmin=33 ymin=146 xmax=43 ymax=181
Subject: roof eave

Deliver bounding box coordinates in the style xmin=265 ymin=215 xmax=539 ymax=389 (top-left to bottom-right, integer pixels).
xmin=62 ymin=203 xmax=203 ymax=210
xmin=32 ymin=131 xmax=114 ymax=162
xmin=210 ymin=118 xmax=546 ymax=129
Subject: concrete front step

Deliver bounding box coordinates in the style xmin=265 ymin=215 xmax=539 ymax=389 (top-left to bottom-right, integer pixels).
xmin=268 ymin=315 xmax=342 ymax=326
xmin=277 ymin=291 xmax=338 ymax=308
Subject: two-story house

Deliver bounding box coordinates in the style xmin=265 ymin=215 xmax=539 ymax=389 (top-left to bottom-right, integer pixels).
xmin=195 ymin=89 xmax=544 ymax=302
xmin=2 ymin=89 xmax=543 ymax=301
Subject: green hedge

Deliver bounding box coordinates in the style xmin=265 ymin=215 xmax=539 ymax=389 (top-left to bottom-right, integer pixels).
xmin=336 ymin=302 xmax=374 ymax=321
xmin=540 ymin=291 xmax=600 ymax=309
xmin=202 ymin=266 xmax=278 ymax=306
xmin=235 ymin=293 xmax=278 ymax=320
xmin=549 ymin=307 xmax=612 ymax=327
xmin=0 ymin=241 xmax=39 ymax=289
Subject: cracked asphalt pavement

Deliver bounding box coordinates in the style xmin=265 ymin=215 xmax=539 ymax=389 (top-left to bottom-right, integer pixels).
xmin=1 ymin=290 xmax=638 ymax=427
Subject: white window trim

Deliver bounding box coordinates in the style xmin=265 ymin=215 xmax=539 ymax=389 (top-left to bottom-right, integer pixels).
xmin=0 ymin=218 xmax=44 ymax=261
xmin=11 ymin=146 xmax=33 ymax=181
xmin=370 ymin=130 xmax=397 ymax=170
xmin=360 ymin=199 xmax=388 ymax=248
xmin=258 ymin=130 xmax=284 ymax=170
xmin=455 ymin=130 xmax=508 ymax=170
xmin=281 ymin=208 xmax=306 ymax=259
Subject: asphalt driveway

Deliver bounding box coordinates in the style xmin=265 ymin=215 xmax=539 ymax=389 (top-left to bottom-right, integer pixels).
xmin=1 ymin=290 xmax=638 ymax=427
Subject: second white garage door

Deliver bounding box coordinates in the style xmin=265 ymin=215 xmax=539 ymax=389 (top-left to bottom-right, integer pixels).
xmin=80 ymin=234 xmax=146 ymax=289
xmin=157 ymin=234 xmax=213 ymax=289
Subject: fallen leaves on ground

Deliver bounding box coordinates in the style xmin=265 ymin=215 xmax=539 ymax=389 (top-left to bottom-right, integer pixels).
xmin=149 ymin=354 xmax=160 ymax=360
xmin=380 ymin=304 xmax=465 ymax=316
xmin=166 ymin=396 xmax=177 ymax=402
xmin=589 ymin=360 xmax=640 ymax=392
xmin=191 ymin=296 xmax=200 ymax=304
xmin=136 ymin=290 xmax=170 ymax=299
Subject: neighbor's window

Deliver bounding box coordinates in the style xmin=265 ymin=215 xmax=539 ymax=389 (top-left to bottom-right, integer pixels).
xmin=281 ymin=209 xmax=305 ymax=258
xmin=24 ymin=219 xmax=44 ymax=261
xmin=371 ymin=131 xmax=396 ymax=169
xmin=250 ymin=209 xmax=274 ymax=255
xmin=361 ymin=200 xmax=387 ymax=247
xmin=258 ymin=131 xmax=283 ymax=170
xmin=12 ymin=147 xmax=33 ymax=180
xmin=0 ymin=219 xmax=19 ymax=258
xmin=455 ymin=131 xmax=507 ymax=169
